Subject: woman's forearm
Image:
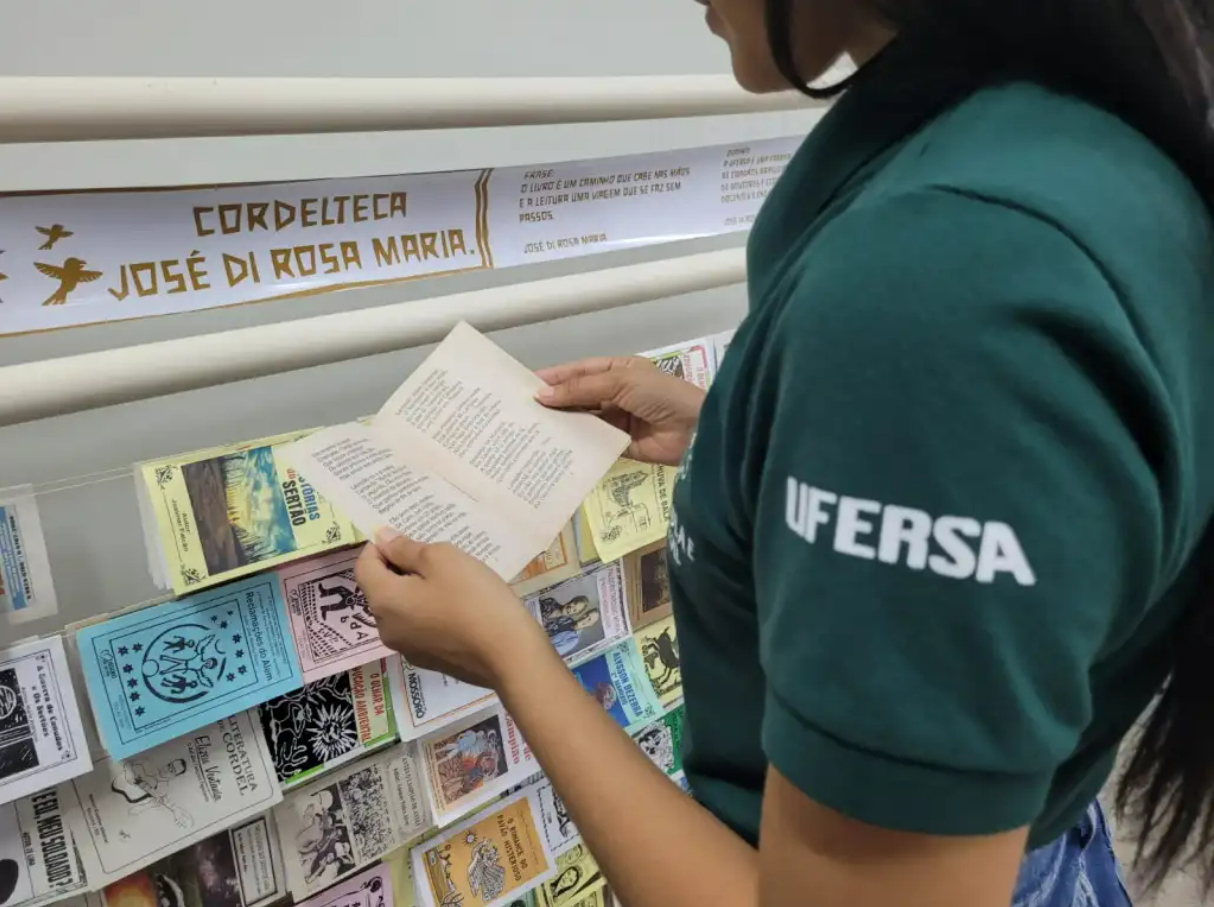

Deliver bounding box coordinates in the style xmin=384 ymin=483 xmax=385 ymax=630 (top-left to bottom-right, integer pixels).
xmin=495 ymin=635 xmax=758 ymax=907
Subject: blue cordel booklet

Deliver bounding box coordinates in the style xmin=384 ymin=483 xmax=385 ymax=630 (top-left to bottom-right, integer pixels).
xmin=77 ymin=573 xmax=303 ymax=759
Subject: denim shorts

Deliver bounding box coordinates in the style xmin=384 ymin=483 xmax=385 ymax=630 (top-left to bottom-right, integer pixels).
xmin=1012 ymin=800 xmax=1133 ymax=906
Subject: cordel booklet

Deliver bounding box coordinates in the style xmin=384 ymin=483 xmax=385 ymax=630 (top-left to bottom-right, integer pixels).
xmin=281 ymin=321 xmax=631 ymax=582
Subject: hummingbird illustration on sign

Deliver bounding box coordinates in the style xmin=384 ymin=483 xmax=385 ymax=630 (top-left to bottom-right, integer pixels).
xmin=36 ymin=224 xmax=74 ymax=250
xmin=36 ymin=257 xmax=103 ymax=306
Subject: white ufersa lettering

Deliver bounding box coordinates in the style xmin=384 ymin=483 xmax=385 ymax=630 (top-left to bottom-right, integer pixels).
xmin=976 ymin=521 xmax=1036 ymax=585
xmin=668 ymin=506 xmax=696 ymax=566
xmin=783 ymin=478 xmax=1037 ymax=586
xmin=878 ymin=505 xmax=932 ymax=569
xmin=929 ymin=515 xmax=983 ymax=579
xmin=785 ymin=478 xmax=836 ymax=543
xmin=834 ymin=496 xmax=881 ymax=559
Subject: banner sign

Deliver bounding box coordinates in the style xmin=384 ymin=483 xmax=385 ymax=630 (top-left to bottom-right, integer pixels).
xmin=0 ymin=137 xmax=799 ymax=335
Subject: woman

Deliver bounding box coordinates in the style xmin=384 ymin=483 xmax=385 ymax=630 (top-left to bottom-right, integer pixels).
xmin=356 ymin=2 xmax=1214 ymax=904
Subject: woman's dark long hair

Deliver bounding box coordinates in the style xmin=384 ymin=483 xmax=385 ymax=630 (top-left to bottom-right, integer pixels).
xmin=764 ymin=0 xmax=1214 ymax=892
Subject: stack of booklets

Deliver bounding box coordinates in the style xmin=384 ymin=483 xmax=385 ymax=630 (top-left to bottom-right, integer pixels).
xmin=0 ymin=320 xmax=732 ymax=907
xmin=134 ymin=321 xmax=630 ymax=596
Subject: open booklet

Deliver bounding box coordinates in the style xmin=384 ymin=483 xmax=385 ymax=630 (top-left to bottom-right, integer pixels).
xmin=280 ymin=322 xmax=630 ymax=581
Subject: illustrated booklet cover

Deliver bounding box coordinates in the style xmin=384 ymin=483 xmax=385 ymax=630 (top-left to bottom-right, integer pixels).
xmin=63 ymin=710 xmax=282 ymax=891
xmin=259 ymin=658 xmax=395 ymax=789
xmin=537 ymin=843 xmax=605 ymax=907
xmin=76 ymin=573 xmax=302 ymax=759
xmin=273 ymin=743 xmax=430 ymax=898
xmin=291 ymin=861 xmax=395 ymax=907
xmin=533 ymin=781 xmax=579 ymax=859
xmin=0 ymin=635 xmax=92 ymax=806
xmin=523 ymin=563 xmax=629 ymax=666
xmin=633 ymin=615 xmax=682 ymax=707
xmin=418 ymin=705 xmax=536 ymax=827
xmin=412 ymin=785 xmax=556 ymax=907
xmin=0 ymin=784 xmax=90 ymax=907
xmin=631 ymin=704 xmax=685 ymax=778
xmin=136 ymin=429 xmax=360 ymax=595
xmin=99 ymin=813 xmax=287 ymax=907
xmin=0 ymin=486 xmax=59 ymax=626
xmin=580 ymin=337 xmax=717 ymax=564
xmin=279 ymin=549 xmax=391 ymax=685
xmin=569 ymin=640 xmax=660 ymax=733
xmin=387 ymin=657 xmax=497 ymax=744
xmin=621 ymin=540 xmax=672 ymax=631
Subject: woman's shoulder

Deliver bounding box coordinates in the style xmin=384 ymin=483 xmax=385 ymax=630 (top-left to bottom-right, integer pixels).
xmin=858 ymin=79 xmax=1213 ymax=262
xmin=771 ymin=78 xmax=1214 ymax=352
xmin=753 ymin=80 xmax=1214 ymax=538
xmin=759 ymin=79 xmax=1214 ymax=426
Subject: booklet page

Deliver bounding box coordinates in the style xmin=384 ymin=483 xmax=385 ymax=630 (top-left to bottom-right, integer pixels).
xmin=377 ymin=322 xmax=628 ymax=549
xmin=283 ymin=323 xmax=628 ymax=580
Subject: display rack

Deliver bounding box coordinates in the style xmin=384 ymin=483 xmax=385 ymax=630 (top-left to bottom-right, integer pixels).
xmin=0 ymin=76 xmax=805 ymax=907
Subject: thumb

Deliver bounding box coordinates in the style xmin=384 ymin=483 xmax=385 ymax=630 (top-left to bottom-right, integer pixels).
xmin=535 ymin=371 xmax=624 ymax=411
xmin=374 ymin=528 xmax=429 ymax=574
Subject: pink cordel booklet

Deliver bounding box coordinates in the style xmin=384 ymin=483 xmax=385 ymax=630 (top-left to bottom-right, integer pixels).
xmin=278 ymin=547 xmax=393 ymax=683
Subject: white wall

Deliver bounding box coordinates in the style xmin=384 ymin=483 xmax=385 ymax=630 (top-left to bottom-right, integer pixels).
xmin=0 ymin=0 xmax=823 ymax=639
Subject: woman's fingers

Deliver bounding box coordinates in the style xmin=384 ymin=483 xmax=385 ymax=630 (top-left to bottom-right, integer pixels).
xmin=374 ymin=528 xmax=431 ymax=574
xmin=534 ymin=356 xmax=620 ymax=387
xmin=535 ymin=370 xmax=628 ymax=410
xmin=353 ymin=542 xmax=402 ymax=606
xmin=353 ymin=540 xmax=429 ymax=633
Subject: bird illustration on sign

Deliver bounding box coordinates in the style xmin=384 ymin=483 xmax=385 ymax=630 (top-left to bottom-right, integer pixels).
xmin=35 ymin=258 xmax=103 ymax=306
xmin=36 ymin=224 xmax=74 ymax=250
xmin=0 ymin=250 xmax=6 ymax=304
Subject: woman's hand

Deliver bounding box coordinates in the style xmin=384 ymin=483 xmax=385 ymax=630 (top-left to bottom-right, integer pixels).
xmin=536 ymin=356 xmax=705 ymax=467
xmin=353 ymin=530 xmax=553 ymax=689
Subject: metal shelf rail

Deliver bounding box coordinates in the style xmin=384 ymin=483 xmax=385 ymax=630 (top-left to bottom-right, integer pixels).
xmin=0 ymin=77 xmax=820 ymax=426
xmin=0 ymin=250 xmax=746 ymax=426
xmin=0 ymin=75 xmax=813 ymax=143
